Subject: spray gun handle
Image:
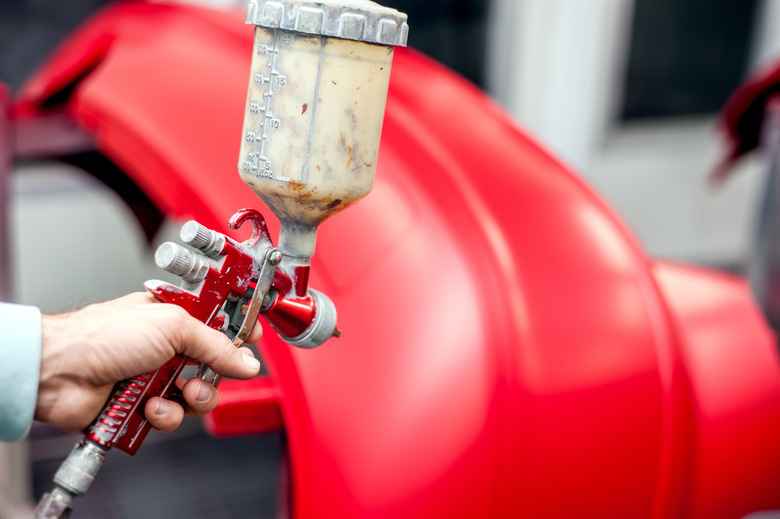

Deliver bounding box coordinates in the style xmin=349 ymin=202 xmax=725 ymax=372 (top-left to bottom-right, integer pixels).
xmin=86 ymin=354 xmax=189 ymax=455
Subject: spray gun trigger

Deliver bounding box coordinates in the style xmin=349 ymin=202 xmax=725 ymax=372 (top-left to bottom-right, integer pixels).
xmin=233 ymin=247 xmax=282 ymax=346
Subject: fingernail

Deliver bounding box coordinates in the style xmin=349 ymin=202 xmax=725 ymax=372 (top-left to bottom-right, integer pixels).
xmin=243 ymin=354 xmax=261 ymax=372
xmin=195 ymin=383 xmax=212 ymax=403
xmin=155 ymin=399 xmax=170 ymax=416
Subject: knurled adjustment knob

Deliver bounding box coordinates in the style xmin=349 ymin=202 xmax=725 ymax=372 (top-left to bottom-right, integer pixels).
xmin=180 ymin=221 xmax=212 ymax=249
xmin=180 ymin=221 xmax=225 ymax=257
xmin=155 ymin=243 xmax=208 ymax=282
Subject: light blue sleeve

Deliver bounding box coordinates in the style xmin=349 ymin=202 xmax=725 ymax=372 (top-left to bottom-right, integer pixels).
xmin=0 ymin=302 xmax=42 ymax=442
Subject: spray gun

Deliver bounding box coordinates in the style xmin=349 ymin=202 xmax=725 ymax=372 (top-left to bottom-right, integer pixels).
xmin=34 ymin=1 xmax=407 ymax=517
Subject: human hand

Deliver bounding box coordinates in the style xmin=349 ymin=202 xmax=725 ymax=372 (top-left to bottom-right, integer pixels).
xmin=35 ymin=292 xmax=262 ymax=433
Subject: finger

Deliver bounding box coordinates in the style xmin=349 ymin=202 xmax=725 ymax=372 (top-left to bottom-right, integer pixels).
xmin=177 ymin=319 xmax=261 ymax=380
xmin=246 ymin=322 xmax=264 ymax=344
xmin=238 ymin=346 xmax=256 ymax=358
xmin=181 ymin=378 xmax=219 ymax=416
xmin=145 ymin=397 xmax=185 ymax=432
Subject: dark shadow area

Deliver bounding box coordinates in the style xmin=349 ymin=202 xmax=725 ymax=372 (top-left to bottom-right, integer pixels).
xmin=0 ymin=0 xmax=114 ymax=91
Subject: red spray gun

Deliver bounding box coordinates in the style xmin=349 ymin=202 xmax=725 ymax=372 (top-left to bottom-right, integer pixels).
xmin=33 ymin=207 xmax=338 ymax=518
xmin=34 ymin=1 xmax=408 ymax=517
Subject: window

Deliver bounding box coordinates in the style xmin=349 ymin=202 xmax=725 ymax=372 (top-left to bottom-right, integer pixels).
xmin=380 ymin=0 xmax=489 ymax=88
xmin=621 ymin=0 xmax=759 ymax=120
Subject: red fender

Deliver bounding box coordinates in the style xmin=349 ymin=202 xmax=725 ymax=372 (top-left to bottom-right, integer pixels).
xmin=14 ymin=2 xmax=780 ymax=517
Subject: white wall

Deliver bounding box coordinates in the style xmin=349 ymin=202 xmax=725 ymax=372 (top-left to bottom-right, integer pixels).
xmin=10 ymin=163 xmax=177 ymax=312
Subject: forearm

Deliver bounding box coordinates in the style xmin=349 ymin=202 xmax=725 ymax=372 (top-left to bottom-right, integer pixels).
xmin=0 ymin=302 xmax=42 ymax=442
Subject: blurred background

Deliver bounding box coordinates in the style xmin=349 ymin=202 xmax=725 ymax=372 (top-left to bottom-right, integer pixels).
xmin=1 ymin=0 xmax=779 ymax=517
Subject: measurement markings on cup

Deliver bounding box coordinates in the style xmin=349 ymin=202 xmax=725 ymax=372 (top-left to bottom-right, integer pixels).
xmin=244 ymin=30 xmax=289 ymax=180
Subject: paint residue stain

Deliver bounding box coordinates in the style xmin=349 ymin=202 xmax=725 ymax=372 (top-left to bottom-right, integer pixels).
xmin=302 ymin=103 xmax=308 ymax=114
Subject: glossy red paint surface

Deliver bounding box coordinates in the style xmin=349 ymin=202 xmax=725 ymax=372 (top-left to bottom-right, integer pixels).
xmin=653 ymin=262 xmax=780 ymax=518
xmin=14 ymin=3 xmax=780 ymax=517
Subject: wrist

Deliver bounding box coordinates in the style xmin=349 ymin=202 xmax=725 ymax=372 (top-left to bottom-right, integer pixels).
xmin=36 ymin=311 xmax=88 ymax=428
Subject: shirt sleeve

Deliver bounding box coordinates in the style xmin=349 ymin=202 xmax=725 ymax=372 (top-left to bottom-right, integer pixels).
xmin=0 ymin=302 xmax=42 ymax=442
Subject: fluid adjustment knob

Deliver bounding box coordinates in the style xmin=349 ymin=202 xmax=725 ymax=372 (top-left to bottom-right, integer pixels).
xmin=155 ymin=243 xmax=209 ymax=282
xmin=180 ymin=221 xmax=225 ymax=256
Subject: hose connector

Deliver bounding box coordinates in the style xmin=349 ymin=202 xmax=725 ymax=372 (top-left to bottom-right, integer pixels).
xmin=34 ymin=441 xmax=107 ymax=519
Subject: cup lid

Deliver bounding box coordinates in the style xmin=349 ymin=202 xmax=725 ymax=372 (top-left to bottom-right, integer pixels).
xmin=246 ymin=0 xmax=408 ymax=47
